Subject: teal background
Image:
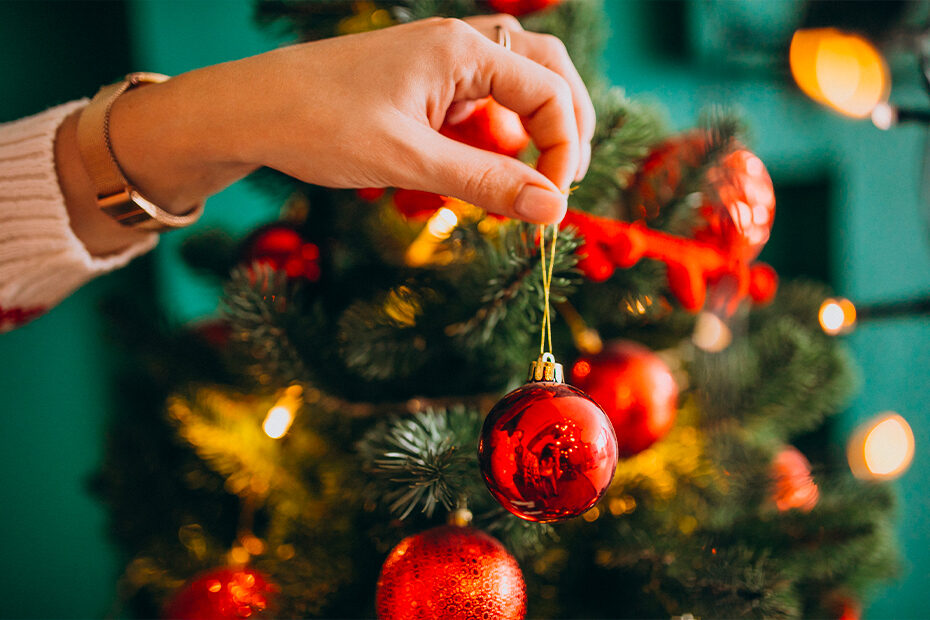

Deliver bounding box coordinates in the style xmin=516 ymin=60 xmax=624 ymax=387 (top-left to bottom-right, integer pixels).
xmin=0 ymin=0 xmax=927 ymax=617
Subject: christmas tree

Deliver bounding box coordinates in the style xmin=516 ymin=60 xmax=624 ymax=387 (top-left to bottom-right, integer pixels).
xmin=94 ymin=1 xmax=900 ymax=617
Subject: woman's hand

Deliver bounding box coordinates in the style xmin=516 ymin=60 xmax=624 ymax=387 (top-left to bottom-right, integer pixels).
xmin=58 ymin=16 xmax=595 ymax=255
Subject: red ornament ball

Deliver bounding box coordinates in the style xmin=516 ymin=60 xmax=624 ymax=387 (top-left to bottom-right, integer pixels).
xmin=488 ymin=0 xmax=562 ymax=16
xmin=163 ymin=567 xmax=277 ymax=620
xmin=243 ymin=225 xmax=321 ymax=281
xmin=571 ymin=341 xmax=678 ymax=457
xmin=392 ymin=188 xmax=449 ymax=220
xmin=478 ymin=381 xmax=618 ymax=522
xmin=376 ymin=525 xmax=526 ymax=620
xmin=440 ymin=97 xmax=529 ymax=158
xmin=771 ymin=445 xmax=819 ymax=512
xmin=627 ymin=132 xmax=775 ymax=260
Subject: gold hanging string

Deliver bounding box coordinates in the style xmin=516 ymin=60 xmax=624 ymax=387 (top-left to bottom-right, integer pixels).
xmin=538 ymin=223 xmax=559 ymax=355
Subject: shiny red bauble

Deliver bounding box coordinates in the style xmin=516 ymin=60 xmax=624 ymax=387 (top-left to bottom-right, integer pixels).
xmin=488 ymin=0 xmax=562 ymax=16
xmin=242 ymin=225 xmax=321 ymax=281
xmin=627 ymin=132 xmax=775 ymax=260
xmin=162 ymin=567 xmax=277 ymax=620
xmin=478 ymin=381 xmax=618 ymax=522
xmin=440 ymin=97 xmax=529 ymax=158
xmin=771 ymin=446 xmax=819 ymax=513
xmin=571 ymin=341 xmax=678 ymax=457
xmin=376 ymin=525 xmax=526 ymax=620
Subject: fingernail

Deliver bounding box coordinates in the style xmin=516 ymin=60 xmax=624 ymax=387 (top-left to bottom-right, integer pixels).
xmin=514 ymin=185 xmax=567 ymax=224
xmin=575 ymin=142 xmax=591 ymax=182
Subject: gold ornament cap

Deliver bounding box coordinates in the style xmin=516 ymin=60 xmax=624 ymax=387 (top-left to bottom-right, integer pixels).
xmin=528 ymin=352 xmax=564 ymax=383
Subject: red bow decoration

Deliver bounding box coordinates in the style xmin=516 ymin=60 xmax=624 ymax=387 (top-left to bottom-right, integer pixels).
xmin=561 ymin=209 xmax=777 ymax=316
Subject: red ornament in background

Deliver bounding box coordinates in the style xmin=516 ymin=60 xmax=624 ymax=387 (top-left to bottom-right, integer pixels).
xmin=488 ymin=0 xmax=562 ymax=16
xmin=242 ymin=225 xmax=321 ymax=281
xmin=357 ymin=187 xmax=386 ymax=202
xmin=163 ymin=567 xmax=277 ymax=620
xmin=571 ymin=341 xmax=678 ymax=457
xmin=391 ymin=188 xmax=449 ymax=220
xmin=479 ymin=371 xmax=618 ymax=522
xmin=440 ymin=97 xmax=530 ymax=158
xmin=0 ymin=304 xmax=46 ymax=332
xmin=376 ymin=525 xmax=526 ymax=620
xmin=771 ymin=446 xmax=819 ymax=512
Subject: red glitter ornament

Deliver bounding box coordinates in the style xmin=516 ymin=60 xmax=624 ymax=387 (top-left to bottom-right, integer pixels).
xmin=771 ymin=446 xmax=819 ymax=512
xmin=163 ymin=567 xmax=277 ymax=620
xmin=571 ymin=341 xmax=678 ymax=457
xmin=375 ymin=525 xmax=526 ymax=620
xmin=488 ymin=0 xmax=562 ymax=16
xmin=242 ymin=225 xmax=321 ymax=281
xmin=479 ymin=356 xmax=618 ymax=522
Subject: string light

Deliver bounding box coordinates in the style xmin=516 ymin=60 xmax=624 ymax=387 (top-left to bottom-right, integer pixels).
xmin=848 ymin=412 xmax=915 ymax=481
xmin=819 ymin=297 xmax=856 ymax=335
xmin=790 ymin=28 xmax=889 ymax=118
xmin=262 ymin=385 xmax=303 ymax=439
xmin=405 ymin=207 xmax=459 ymax=266
xmin=692 ymin=311 xmax=732 ymax=352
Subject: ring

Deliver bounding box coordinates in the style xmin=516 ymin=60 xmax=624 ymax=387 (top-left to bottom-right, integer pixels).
xmin=495 ymin=25 xmax=511 ymax=50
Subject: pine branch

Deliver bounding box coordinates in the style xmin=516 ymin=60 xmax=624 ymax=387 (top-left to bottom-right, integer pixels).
xmin=357 ymin=406 xmax=484 ymax=518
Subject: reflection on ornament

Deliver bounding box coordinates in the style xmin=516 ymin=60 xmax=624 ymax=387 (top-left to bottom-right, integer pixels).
xmin=692 ymin=311 xmax=732 ymax=352
xmin=790 ymin=28 xmax=889 ymax=118
xmin=163 ymin=567 xmax=277 ymax=619
xmin=819 ymin=297 xmax=856 ymax=335
xmin=848 ymin=412 xmax=915 ymax=481
xmin=262 ymin=385 xmax=303 ymax=439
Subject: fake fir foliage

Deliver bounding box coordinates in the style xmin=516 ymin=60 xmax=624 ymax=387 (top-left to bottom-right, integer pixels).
xmin=94 ymin=1 xmax=898 ymax=618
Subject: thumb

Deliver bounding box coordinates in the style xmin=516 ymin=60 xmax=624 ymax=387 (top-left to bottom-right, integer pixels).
xmin=398 ymin=123 xmax=567 ymax=224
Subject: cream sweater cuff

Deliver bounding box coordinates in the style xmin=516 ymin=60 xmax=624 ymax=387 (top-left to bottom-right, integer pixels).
xmin=0 ymin=100 xmax=158 ymax=329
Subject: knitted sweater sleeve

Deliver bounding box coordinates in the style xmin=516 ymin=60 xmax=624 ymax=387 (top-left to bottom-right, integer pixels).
xmin=0 ymin=100 xmax=158 ymax=332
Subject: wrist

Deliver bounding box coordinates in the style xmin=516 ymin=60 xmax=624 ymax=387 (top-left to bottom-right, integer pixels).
xmin=107 ymin=72 xmax=257 ymax=215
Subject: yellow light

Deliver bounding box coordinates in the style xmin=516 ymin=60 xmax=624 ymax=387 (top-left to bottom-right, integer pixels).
xmin=848 ymin=412 xmax=915 ymax=480
xmin=427 ymin=207 xmax=458 ymax=238
xmin=405 ymin=207 xmax=459 ymax=267
xmin=790 ymin=28 xmax=889 ymax=118
xmin=819 ymin=297 xmax=856 ymax=335
xmin=692 ymin=311 xmax=732 ymax=352
xmin=262 ymin=406 xmax=294 ymax=439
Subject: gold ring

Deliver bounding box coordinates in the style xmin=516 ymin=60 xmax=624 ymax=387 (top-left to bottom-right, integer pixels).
xmin=495 ymin=25 xmax=511 ymax=50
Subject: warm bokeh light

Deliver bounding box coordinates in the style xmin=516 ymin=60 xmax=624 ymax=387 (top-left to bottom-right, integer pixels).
xmin=790 ymin=28 xmax=889 ymax=118
xmin=262 ymin=405 xmax=294 ymax=439
xmin=427 ymin=207 xmax=458 ymax=238
xmin=819 ymin=297 xmax=856 ymax=335
xmin=848 ymin=412 xmax=915 ymax=481
xmin=406 ymin=207 xmax=459 ymax=266
xmin=692 ymin=311 xmax=732 ymax=352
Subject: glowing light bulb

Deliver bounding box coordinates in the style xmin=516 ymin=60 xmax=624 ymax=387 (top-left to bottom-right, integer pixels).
xmin=848 ymin=412 xmax=915 ymax=481
xmin=790 ymin=28 xmax=889 ymax=118
xmin=819 ymin=297 xmax=856 ymax=335
xmin=406 ymin=207 xmax=460 ymax=266
xmin=427 ymin=207 xmax=458 ymax=238
xmin=692 ymin=311 xmax=732 ymax=352
xmin=262 ymin=405 xmax=294 ymax=439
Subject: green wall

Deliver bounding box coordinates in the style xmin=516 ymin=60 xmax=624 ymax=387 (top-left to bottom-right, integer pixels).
xmin=0 ymin=1 xmax=927 ymax=617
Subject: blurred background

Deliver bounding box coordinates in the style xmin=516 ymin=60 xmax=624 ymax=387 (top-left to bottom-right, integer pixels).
xmin=0 ymin=0 xmax=927 ymax=616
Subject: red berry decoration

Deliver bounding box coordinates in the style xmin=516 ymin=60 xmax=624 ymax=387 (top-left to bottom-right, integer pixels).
xmin=571 ymin=341 xmax=678 ymax=457
xmin=376 ymin=525 xmax=526 ymax=620
xmin=479 ymin=355 xmax=618 ymax=522
xmin=488 ymin=0 xmax=562 ymax=16
xmin=440 ymin=97 xmax=529 ymax=158
xmin=163 ymin=567 xmax=277 ymax=620
xmin=242 ymin=225 xmax=321 ymax=281
xmin=771 ymin=445 xmax=819 ymax=513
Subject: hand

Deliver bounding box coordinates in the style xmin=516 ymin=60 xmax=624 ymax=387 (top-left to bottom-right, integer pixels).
xmin=58 ymin=16 xmax=596 ymax=255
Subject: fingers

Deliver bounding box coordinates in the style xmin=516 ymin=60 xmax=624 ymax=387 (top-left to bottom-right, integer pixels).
xmin=464 ymin=15 xmax=596 ymax=180
xmin=398 ymin=121 xmax=567 ymax=224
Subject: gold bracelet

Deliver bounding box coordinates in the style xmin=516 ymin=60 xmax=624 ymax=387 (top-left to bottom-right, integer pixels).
xmin=76 ymin=72 xmax=204 ymax=232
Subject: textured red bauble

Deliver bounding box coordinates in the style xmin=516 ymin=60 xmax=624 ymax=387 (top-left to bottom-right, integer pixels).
xmin=376 ymin=525 xmax=526 ymax=620
xmin=479 ymin=381 xmax=618 ymax=522
xmin=440 ymin=97 xmax=529 ymax=158
xmin=488 ymin=0 xmax=562 ymax=16
xmin=771 ymin=446 xmax=819 ymax=512
xmin=571 ymin=341 xmax=678 ymax=457
xmin=242 ymin=225 xmax=321 ymax=281
xmin=163 ymin=567 xmax=277 ymax=620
